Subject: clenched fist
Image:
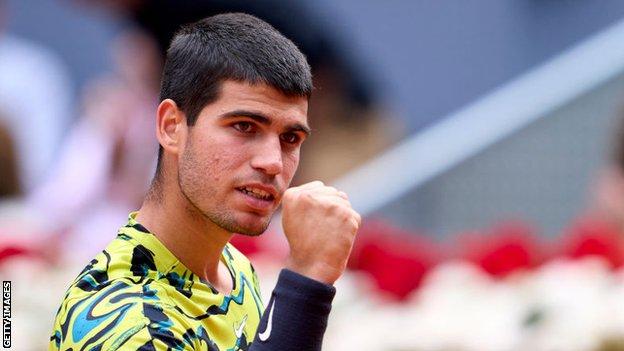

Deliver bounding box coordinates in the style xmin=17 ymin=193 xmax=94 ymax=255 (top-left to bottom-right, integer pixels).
xmin=281 ymin=181 xmax=361 ymax=285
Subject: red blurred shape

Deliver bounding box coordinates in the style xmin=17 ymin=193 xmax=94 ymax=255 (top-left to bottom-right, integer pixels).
xmin=229 ymin=233 xmax=263 ymax=257
xmin=457 ymin=221 xmax=542 ymax=278
xmin=0 ymin=245 xmax=32 ymax=263
xmin=348 ymin=220 xmax=441 ymax=301
xmin=560 ymin=217 xmax=624 ymax=269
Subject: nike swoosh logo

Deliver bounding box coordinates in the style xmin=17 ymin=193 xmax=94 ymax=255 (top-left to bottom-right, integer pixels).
xmin=258 ymin=300 xmax=275 ymax=342
xmin=235 ymin=315 xmax=248 ymax=339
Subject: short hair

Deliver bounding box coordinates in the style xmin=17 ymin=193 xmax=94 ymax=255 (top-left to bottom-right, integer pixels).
xmin=155 ymin=13 xmax=313 ymax=176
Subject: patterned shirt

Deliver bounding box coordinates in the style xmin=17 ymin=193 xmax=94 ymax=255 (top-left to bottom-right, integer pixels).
xmin=50 ymin=212 xmax=264 ymax=350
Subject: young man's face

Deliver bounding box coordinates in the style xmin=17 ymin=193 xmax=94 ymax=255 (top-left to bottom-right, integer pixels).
xmin=177 ymin=80 xmax=309 ymax=236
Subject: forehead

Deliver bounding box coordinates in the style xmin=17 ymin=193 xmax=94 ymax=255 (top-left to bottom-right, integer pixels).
xmin=205 ymin=80 xmax=309 ymax=126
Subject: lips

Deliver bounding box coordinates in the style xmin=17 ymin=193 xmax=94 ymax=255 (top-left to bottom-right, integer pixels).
xmin=235 ymin=184 xmax=278 ymax=212
xmin=237 ymin=186 xmax=274 ymax=201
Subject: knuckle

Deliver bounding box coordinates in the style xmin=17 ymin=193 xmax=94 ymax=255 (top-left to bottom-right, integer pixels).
xmin=351 ymin=219 xmax=360 ymax=233
xmin=282 ymin=190 xmax=295 ymax=202
xmin=343 ymin=199 xmax=354 ymax=209
xmin=347 ymin=212 xmax=361 ymax=231
xmin=338 ymin=207 xmax=352 ymax=221
xmin=300 ymin=191 xmax=316 ymax=205
xmin=354 ymin=212 xmax=362 ymax=225
xmin=326 ymin=186 xmax=338 ymax=193
xmin=325 ymin=201 xmax=340 ymax=212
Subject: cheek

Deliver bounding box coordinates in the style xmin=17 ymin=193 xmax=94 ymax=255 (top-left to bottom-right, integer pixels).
xmin=282 ymin=152 xmax=300 ymax=181
xmin=183 ymin=137 xmax=241 ymax=185
xmin=204 ymin=147 xmax=245 ymax=183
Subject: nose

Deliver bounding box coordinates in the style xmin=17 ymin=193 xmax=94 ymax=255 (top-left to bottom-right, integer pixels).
xmin=250 ymin=135 xmax=283 ymax=176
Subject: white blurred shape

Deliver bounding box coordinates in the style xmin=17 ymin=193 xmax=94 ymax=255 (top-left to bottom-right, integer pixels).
xmin=0 ymin=34 xmax=72 ymax=191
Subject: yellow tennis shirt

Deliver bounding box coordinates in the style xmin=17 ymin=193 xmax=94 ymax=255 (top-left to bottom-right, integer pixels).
xmin=49 ymin=212 xmax=264 ymax=350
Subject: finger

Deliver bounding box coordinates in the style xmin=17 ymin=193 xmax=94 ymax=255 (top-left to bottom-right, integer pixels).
xmin=350 ymin=208 xmax=362 ymax=227
xmin=328 ymin=190 xmax=352 ymax=204
xmin=298 ymin=180 xmax=325 ymax=190
xmin=316 ymin=196 xmax=359 ymax=228
xmin=283 ymin=181 xmax=324 ymax=196
xmin=313 ymin=193 xmax=353 ymax=209
xmin=345 ymin=208 xmax=361 ymax=234
xmin=303 ymin=185 xmax=349 ymax=200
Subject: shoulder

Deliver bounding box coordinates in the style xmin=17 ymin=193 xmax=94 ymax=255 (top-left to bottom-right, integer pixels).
xmin=50 ymin=280 xmax=207 ymax=350
xmin=51 ymin=280 xmax=146 ymax=350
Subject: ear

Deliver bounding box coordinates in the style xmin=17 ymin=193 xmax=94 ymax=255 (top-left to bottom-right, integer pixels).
xmin=156 ymin=99 xmax=186 ymax=157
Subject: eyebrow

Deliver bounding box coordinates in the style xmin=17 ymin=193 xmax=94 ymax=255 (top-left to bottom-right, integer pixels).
xmin=219 ymin=110 xmax=311 ymax=136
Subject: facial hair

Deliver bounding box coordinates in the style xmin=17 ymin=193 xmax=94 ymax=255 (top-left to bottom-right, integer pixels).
xmin=177 ymin=139 xmax=272 ymax=236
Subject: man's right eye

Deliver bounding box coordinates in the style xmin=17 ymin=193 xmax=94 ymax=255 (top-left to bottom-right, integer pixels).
xmin=232 ymin=122 xmax=255 ymax=133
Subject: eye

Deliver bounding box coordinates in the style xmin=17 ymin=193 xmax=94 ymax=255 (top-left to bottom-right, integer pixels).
xmin=280 ymin=132 xmax=300 ymax=144
xmin=232 ymin=121 xmax=255 ymax=133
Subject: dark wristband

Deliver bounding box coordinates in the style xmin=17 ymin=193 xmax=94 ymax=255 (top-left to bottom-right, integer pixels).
xmin=250 ymin=269 xmax=336 ymax=350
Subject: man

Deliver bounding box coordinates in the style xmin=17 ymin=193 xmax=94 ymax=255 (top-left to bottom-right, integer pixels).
xmin=49 ymin=13 xmax=360 ymax=351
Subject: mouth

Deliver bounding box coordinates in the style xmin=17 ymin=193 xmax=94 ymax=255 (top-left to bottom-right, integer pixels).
xmin=235 ymin=186 xmax=276 ymax=202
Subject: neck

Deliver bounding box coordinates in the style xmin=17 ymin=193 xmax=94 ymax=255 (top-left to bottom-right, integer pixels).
xmin=136 ymin=177 xmax=233 ymax=292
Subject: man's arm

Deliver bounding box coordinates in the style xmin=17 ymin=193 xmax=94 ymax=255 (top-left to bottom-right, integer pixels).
xmin=250 ymin=269 xmax=335 ymax=351
xmin=250 ymin=181 xmax=360 ymax=350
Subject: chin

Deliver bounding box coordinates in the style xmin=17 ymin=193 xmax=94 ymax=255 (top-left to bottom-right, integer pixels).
xmin=238 ymin=217 xmax=272 ymax=236
xmin=235 ymin=229 xmax=265 ymax=237
xmin=232 ymin=224 xmax=268 ymax=237
xmin=202 ymin=201 xmax=275 ymax=236
xmin=224 ymin=211 xmax=272 ymax=236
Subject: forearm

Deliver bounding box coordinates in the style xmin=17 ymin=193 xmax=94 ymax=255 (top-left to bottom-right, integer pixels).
xmin=250 ymin=269 xmax=336 ymax=351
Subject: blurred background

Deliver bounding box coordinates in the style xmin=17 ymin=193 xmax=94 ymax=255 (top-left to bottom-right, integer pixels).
xmin=3 ymin=0 xmax=624 ymax=350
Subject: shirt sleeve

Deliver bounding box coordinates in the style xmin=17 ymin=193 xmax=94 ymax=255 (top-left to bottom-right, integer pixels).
xmin=250 ymin=269 xmax=336 ymax=351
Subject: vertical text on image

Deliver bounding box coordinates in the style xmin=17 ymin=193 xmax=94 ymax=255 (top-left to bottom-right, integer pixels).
xmin=2 ymin=281 xmax=10 ymax=349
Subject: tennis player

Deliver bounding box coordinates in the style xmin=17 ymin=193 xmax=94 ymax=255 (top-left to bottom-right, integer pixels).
xmin=50 ymin=13 xmax=360 ymax=350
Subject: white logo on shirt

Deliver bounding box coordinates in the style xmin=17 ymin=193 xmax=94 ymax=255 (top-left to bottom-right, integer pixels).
xmin=258 ymin=300 xmax=275 ymax=342
xmin=235 ymin=315 xmax=248 ymax=339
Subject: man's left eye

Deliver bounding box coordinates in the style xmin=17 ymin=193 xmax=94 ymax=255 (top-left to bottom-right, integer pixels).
xmin=233 ymin=122 xmax=254 ymax=133
xmin=280 ymin=133 xmax=300 ymax=144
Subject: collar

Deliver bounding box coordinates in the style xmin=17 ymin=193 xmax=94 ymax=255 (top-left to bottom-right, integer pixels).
xmin=119 ymin=211 xmax=180 ymax=276
xmin=117 ymin=212 xmax=235 ymax=294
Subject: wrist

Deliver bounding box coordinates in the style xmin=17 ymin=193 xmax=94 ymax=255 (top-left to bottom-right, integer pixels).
xmin=285 ymin=257 xmax=342 ymax=285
